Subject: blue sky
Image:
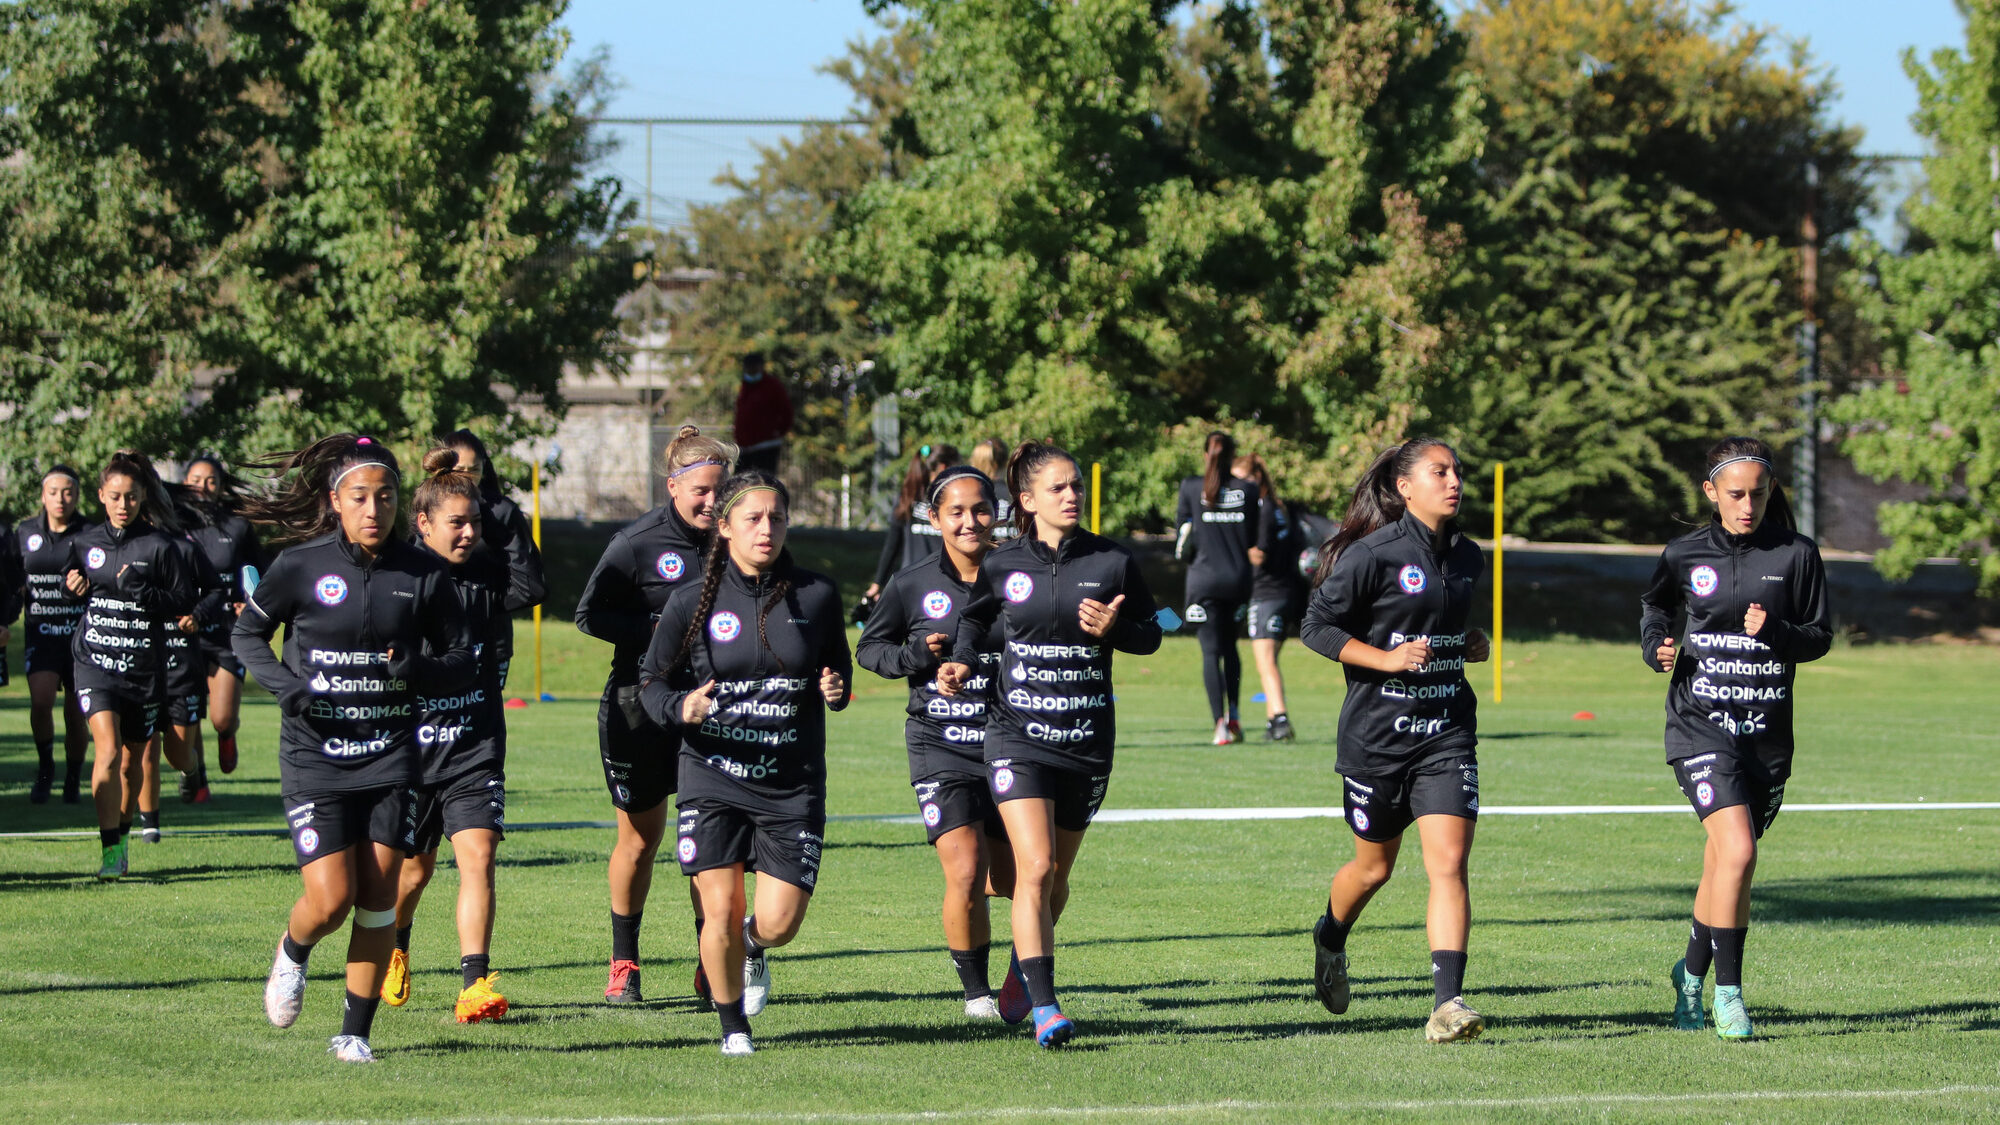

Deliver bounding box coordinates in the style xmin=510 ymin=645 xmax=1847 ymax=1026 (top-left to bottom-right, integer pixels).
xmin=557 ymin=0 xmax=1967 ymax=235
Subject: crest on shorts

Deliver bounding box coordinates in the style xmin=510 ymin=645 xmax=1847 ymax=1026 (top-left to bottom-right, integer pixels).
xmin=315 ymin=574 xmax=348 ymax=605
xmin=657 ymin=551 xmax=685 ymax=581
xmin=1695 ymin=781 xmax=1715 ymax=807
xmin=922 ymin=590 xmax=953 ymax=619
xmin=922 ymin=803 xmax=942 ymax=827
xmin=709 ymin=610 xmax=742 ymax=643
xmin=614 ymin=783 xmax=631 ymax=804
xmin=993 ymin=767 xmax=1016 ymax=793
xmin=86 ymin=547 xmax=107 ymax=570
xmin=1184 ymin=602 xmax=1209 ymax=623
xmin=27 ymin=533 xmax=43 ymax=552
xmin=298 ymin=827 xmax=320 ymax=855
xmin=1690 ymin=565 xmax=1719 ymax=598
xmin=1004 ymin=571 xmax=1034 ymax=603
xmin=1351 ymin=808 xmax=1371 ymax=833
xmin=677 ymin=836 xmax=698 ymax=863
xmin=1397 ymin=564 xmax=1427 ymax=594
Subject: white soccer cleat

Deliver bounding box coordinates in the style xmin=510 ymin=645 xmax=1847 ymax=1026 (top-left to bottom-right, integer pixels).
xmin=742 ymin=951 xmax=771 ymax=1017
xmin=964 ymin=995 xmax=1001 ymax=1020
xmin=720 ymin=1031 xmax=755 ymax=1057
xmin=264 ymin=941 xmax=307 ymax=1029
xmin=328 ymin=1034 xmax=375 ymax=1063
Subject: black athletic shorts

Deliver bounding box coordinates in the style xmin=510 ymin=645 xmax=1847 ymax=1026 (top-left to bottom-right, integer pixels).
xmin=1183 ymin=599 xmax=1244 ymax=629
xmin=282 ymin=785 xmax=420 ymax=867
xmin=599 ymin=684 xmax=677 ymax=814
xmin=166 ymin=685 xmax=207 ymax=728
xmin=987 ymin=757 xmax=1108 ymax=833
xmin=23 ymin=637 xmax=74 ymax=682
xmin=913 ymin=774 xmax=1006 ymax=845
xmin=412 ymin=768 xmax=507 ymax=854
xmin=1341 ymin=749 xmax=1479 ymax=843
xmin=1246 ymin=597 xmax=1297 ymax=641
xmin=72 ymin=677 xmax=161 ymax=744
xmin=202 ymin=645 xmax=246 ymax=680
xmin=675 ymin=799 xmax=824 ymax=893
xmin=1672 ymin=752 xmax=1790 ymax=838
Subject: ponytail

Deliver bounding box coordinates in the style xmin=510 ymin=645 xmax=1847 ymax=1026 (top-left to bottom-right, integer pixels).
xmin=1201 ymin=431 xmax=1236 ymax=507
xmin=677 ymin=471 xmax=795 ymax=676
xmin=413 ymin=445 xmax=484 ymax=520
xmin=240 ymin=434 xmax=404 ymax=545
xmin=1312 ymin=437 xmax=1455 ymax=588
xmin=100 ymin=451 xmax=182 ymax=533
xmin=1004 ymin=439 xmax=1079 ymax=539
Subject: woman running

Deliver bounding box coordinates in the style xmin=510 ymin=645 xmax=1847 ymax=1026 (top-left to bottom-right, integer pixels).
xmin=67 ymin=452 xmax=198 ymax=880
xmin=863 ymin=444 xmax=961 ymax=603
xmin=1176 ymin=432 xmax=1257 ymax=745
xmin=1236 ymin=453 xmax=1304 ymax=742
xmin=575 ymin=425 xmax=735 ymax=1004
xmin=856 ymin=466 xmax=1013 ymax=1019
xmin=936 ymin=440 xmax=1163 ymax=1048
xmin=183 ymin=453 xmax=265 ymax=777
xmin=132 ymin=489 xmax=224 ymax=841
xmin=969 ymin=439 xmax=1016 ymax=541
xmin=381 ymin=449 xmax=513 ymax=1024
xmin=1298 ymin=437 xmax=1489 ymax=1043
xmin=638 ymin=470 xmax=851 ymax=1056
xmin=18 ymin=466 xmax=95 ymax=805
xmin=236 ymin=435 xmax=474 ymax=1064
xmin=1640 ymin=436 xmax=1829 ymax=1041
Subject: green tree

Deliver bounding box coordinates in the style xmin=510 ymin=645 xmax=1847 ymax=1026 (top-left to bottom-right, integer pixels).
xmin=1833 ymin=0 xmax=2000 ymax=591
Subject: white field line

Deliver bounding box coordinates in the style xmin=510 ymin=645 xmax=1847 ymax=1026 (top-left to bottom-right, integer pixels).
xmin=7 ymin=801 xmax=2000 ymax=841
xmin=108 ymin=1083 xmax=2000 ymax=1125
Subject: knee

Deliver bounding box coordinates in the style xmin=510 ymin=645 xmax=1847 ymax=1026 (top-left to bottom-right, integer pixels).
xmin=1713 ymin=833 xmax=1758 ymax=873
xmin=1013 ymin=852 xmax=1056 ymax=895
xmin=1348 ymin=856 xmax=1396 ymax=891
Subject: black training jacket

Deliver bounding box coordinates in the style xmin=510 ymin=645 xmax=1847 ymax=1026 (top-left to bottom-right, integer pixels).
xmin=872 ymin=503 xmax=945 ymax=588
xmin=856 ymin=550 xmax=1005 ymax=783
xmin=1639 ymin=519 xmax=1831 ymax=765
xmin=164 ymin=533 xmax=225 ymax=696
xmin=950 ymin=530 xmax=1162 ymax=775
xmin=0 ymin=519 xmax=21 ymax=628
xmin=67 ymin=521 xmax=199 ymax=687
xmin=17 ymin=515 xmax=93 ymax=652
xmin=234 ymin=532 xmax=474 ymax=794
xmin=471 ymin=492 xmax=546 ymax=666
xmin=639 ymin=558 xmax=852 ymax=817
xmin=1251 ymin=496 xmax=1307 ymax=606
xmin=1177 ymin=475 xmax=1256 ymax=606
xmin=576 ymin=503 xmax=708 ymax=689
xmin=1300 ymin=512 xmax=1483 ymax=775
xmin=415 ymin=539 xmax=509 ymax=784
xmin=188 ymin=511 xmax=264 ymax=661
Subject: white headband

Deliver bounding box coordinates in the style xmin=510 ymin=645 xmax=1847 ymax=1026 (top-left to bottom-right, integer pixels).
xmin=332 ymin=461 xmax=395 ymax=490
xmin=1708 ymin=455 xmax=1773 ymax=480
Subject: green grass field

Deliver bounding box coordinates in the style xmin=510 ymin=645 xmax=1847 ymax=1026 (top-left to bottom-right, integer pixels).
xmin=3 ymin=626 xmax=1998 ymax=1123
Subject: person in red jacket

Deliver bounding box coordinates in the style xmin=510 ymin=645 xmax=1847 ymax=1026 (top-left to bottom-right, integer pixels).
xmin=732 ymin=353 xmax=793 ymax=475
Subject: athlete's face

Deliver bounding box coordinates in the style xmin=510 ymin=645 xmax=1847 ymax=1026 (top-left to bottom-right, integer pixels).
xmin=932 ymin=477 xmax=995 ymax=563
xmin=331 ymin=465 xmax=398 ymax=554
xmin=417 ymin=494 xmax=482 ymax=564
xmin=721 ymin=488 xmax=787 ymax=572
xmin=668 ymin=463 xmax=726 ymax=531
xmin=42 ymin=474 xmax=78 ymax=523
xmin=1396 ymin=447 xmax=1461 ymax=529
xmin=184 ymin=461 xmax=220 ymax=497
xmin=453 ymin=447 xmax=481 ymax=475
xmin=1021 ymin=459 xmax=1083 ymax=533
xmin=1703 ymin=461 xmax=1772 ymax=535
xmin=99 ymin=473 xmax=142 ymax=529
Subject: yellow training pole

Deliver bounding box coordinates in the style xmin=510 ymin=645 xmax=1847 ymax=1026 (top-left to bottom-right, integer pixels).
xmin=532 ymin=461 xmax=544 ymax=703
xmin=1091 ymin=462 xmax=1102 ymax=535
xmin=1493 ymin=462 xmax=1504 ymax=704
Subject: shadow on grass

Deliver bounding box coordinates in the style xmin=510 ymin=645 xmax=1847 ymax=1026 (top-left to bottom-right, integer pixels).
xmin=1596 ymin=869 xmax=2000 ymax=927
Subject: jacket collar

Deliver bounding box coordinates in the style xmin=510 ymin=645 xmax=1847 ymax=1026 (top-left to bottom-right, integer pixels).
xmin=336 ymin=532 xmax=388 ymax=570
xmin=1704 ymin=516 xmax=1781 ymax=554
xmin=1023 ymin=528 xmax=1089 ymax=564
xmin=1399 ymin=510 xmax=1456 ymax=558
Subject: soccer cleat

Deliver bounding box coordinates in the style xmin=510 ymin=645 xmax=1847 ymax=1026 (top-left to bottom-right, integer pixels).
xmin=179 ymin=771 xmax=200 ymax=804
xmin=1670 ymin=958 xmax=1705 ymax=1031
xmin=327 ymin=1035 xmax=375 ymax=1063
xmin=141 ymin=824 xmax=162 ymax=844
xmin=1425 ymin=996 xmax=1486 ymax=1043
xmin=1712 ymin=984 xmax=1754 ymax=1040
xmin=97 ymin=841 xmax=128 ymax=881
xmin=604 ymin=959 xmax=642 ymax=1004
xmin=29 ymin=767 xmax=53 ymax=805
xmin=218 ymin=734 xmax=238 ymax=774
xmin=381 ymin=948 xmax=411 ymax=1007
xmin=1226 ymin=718 xmax=1244 ymax=742
xmin=996 ymin=952 xmax=1031 ymax=1025
xmin=1266 ymin=714 xmax=1296 ymax=742
xmin=742 ymin=950 xmax=771 ymax=1017
xmin=720 ymin=1032 xmax=755 ymax=1057
xmin=965 ymin=995 xmax=1001 ymax=1020
xmin=265 ymin=941 xmax=307 ymax=1028
xmin=455 ymin=972 xmax=509 ymax=1023
xmin=1211 ymin=718 xmax=1238 ymax=746
xmin=1311 ymin=916 xmax=1350 ymax=1015
xmin=694 ymin=960 xmax=712 ymax=1007
xmin=1032 ymin=1004 xmax=1074 ymax=1048
xmin=191 ymin=784 xmax=210 ymax=805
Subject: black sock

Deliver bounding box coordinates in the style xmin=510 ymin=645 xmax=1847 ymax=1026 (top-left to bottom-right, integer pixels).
xmin=1316 ymin=905 xmax=1351 ymax=952
xmin=282 ymin=932 xmax=314 ymax=966
xmin=742 ymin=917 xmax=767 ymax=958
xmin=395 ymin=926 xmax=412 ymax=954
xmin=340 ymin=989 xmax=380 ymax=1039
xmin=461 ymin=954 xmax=490 ymax=987
xmin=1431 ymin=949 xmax=1468 ymax=1008
xmin=1684 ymin=918 xmax=1714 ymax=978
xmin=949 ymin=944 xmax=992 ymax=1000
xmin=1019 ymin=954 xmax=1057 ymax=1008
xmin=1712 ymin=926 xmax=1747 ymax=987
xmin=99 ymin=827 xmax=121 ymax=848
xmin=138 ymin=811 xmax=158 ymax=831
xmin=118 ymin=820 xmax=131 ymax=841
xmin=35 ymin=738 xmax=54 ymax=772
xmin=64 ymin=759 xmax=82 ymax=785
xmin=716 ymin=997 xmax=751 ymax=1037
xmin=610 ymin=910 xmax=641 ymax=963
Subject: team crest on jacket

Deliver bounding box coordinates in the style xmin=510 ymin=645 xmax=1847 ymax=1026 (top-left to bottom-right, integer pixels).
xmin=1690 ymin=565 xmax=1719 ymax=597
xmin=27 ymin=533 xmax=43 ymax=552
xmin=922 ymin=590 xmax=953 ymax=619
xmin=315 ymin=575 xmax=349 ymax=605
xmin=709 ymin=611 xmax=742 ymax=643
xmin=1004 ymin=572 xmax=1034 ymax=603
xmin=657 ymin=551 xmax=685 ymax=581
xmin=86 ymin=547 xmax=107 ymax=570
xmin=1398 ymin=564 xmax=1427 ymax=594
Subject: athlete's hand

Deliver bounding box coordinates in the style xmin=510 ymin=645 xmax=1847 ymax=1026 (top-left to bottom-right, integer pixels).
xmin=1466 ymin=628 xmax=1491 ymax=663
xmin=819 ymin=666 xmax=846 ymax=705
xmin=1078 ymin=594 xmax=1125 ymax=638
xmin=1743 ymin=602 xmax=1767 ymax=637
xmin=1380 ymin=636 xmax=1432 ymax=674
xmin=1654 ymin=637 xmax=1677 ymax=671
xmin=64 ymin=569 xmax=89 ymax=596
xmin=864 ymin=583 xmax=881 ymax=600
xmin=176 ymin=615 xmax=198 ymax=634
xmin=1247 ymin=546 xmax=1267 ymax=567
xmin=936 ymin=661 xmax=971 ymax=696
xmin=681 ymin=679 xmax=718 ymax=724
xmin=923 ymin=632 xmax=951 ymax=657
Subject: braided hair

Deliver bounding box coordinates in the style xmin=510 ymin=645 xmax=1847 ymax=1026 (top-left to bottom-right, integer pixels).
xmin=239 ymin=434 xmax=404 ymax=544
xmin=676 ymin=471 xmax=795 ymax=675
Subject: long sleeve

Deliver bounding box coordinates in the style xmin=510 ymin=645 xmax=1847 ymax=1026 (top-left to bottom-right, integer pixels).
xmin=1638 ymin=548 xmax=1683 ymax=672
xmin=1110 ymin=549 xmax=1162 ymax=655
xmin=190 ymin=547 xmax=230 ymax=627
xmin=817 ymin=585 xmax=853 ymax=713
xmin=854 ymin=573 xmax=935 ymax=680
xmin=871 ymin=522 xmax=902 ymax=589
xmin=575 ymin=535 xmax=654 ymax=650
xmin=234 ymin=554 xmax=308 ymax=708
xmin=0 ymin=523 xmax=22 ymax=625
xmin=409 ymin=570 xmax=476 ymax=691
xmin=1301 ymin=545 xmax=1371 ymax=662
xmin=1761 ymin=541 xmax=1833 ymax=664
xmin=493 ymin=502 xmax=547 ymax=613
xmin=127 ymin=538 xmax=197 ymax=617
xmin=950 ymin=572 xmax=1002 ymax=669
xmin=638 ymin=588 xmax=698 ymax=729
